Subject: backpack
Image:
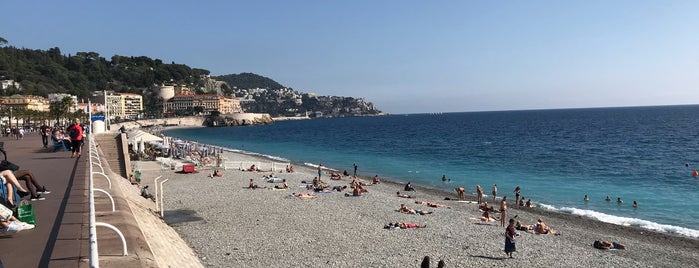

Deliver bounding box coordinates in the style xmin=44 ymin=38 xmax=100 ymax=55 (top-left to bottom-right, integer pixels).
xmin=69 ymin=126 xmax=79 ymax=139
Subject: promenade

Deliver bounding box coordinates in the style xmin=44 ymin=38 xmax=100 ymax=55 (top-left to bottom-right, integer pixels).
xmin=0 ymin=132 xmax=200 ymax=267
xmin=0 ymin=133 xmax=90 ymax=267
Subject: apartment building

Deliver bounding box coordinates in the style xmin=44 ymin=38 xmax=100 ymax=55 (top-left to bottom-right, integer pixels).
xmin=0 ymin=95 xmax=51 ymax=111
xmin=164 ymin=94 xmax=241 ymax=115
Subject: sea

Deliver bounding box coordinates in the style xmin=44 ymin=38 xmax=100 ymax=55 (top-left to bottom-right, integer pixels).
xmin=164 ymin=105 xmax=699 ymax=238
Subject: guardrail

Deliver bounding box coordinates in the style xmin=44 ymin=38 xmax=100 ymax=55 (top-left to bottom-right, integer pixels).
xmin=88 ymin=126 xmax=128 ymax=267
xmin=223 ymin=161 xmax=291 ymax=172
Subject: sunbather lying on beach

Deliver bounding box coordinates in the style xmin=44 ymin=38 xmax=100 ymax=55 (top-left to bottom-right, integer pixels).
xmin=533 ymin=219 xmax=559 ymax=235
xmin=292 ymin=193 xmax=317 ymax=199
xmin=593 ymin=240 xmax=626 ymax=250
xmin=274 ymin=179 xmax=288 ymax=189
xmin=248 ymin=179 xmax=265 ymax=189
xmin=399 ymin=204 xmax=432 ymax=215
xmin=344 ymin=187 xmax=363 ymax=196
xmin=396 ymin=191 xmax=412 ymax=198
xmin=472 ymin=210 xmax=498 ymax=222
xmin=330 ymin=172 xmax=342 ymax=180
xmin=384 ymin=222 xmax=426 ymax=229
xmin=515 ymin=221 xmax=532 ymax=231
xmin=478 ymin=202 xmax=497 ymax=212
xmin=331 ymin=186 xmax=347 ymax=192
xmin=415 ymin=200 xmax=451 ymax=209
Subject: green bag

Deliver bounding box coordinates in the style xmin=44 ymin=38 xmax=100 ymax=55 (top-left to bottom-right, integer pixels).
xmin=17 ymin=203 xmax=35 ymax=225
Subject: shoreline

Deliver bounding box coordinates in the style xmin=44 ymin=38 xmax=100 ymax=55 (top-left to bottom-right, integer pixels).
xmin=136 ymin=126 xmax=699 ymax=267
xmin=158 ymin=126 xmax=699 ymax=240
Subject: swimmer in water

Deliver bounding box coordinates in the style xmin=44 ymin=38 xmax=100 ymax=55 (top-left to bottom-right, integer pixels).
xmin=605 ymin=196 xmax=611 ymax=202
xmin=584 ymin=195 xmax=589 ymax=202
xmin=617 ymin=197 xmax=623 ymax=204
xmin=633 ymin=200 xmax=638 ymax=208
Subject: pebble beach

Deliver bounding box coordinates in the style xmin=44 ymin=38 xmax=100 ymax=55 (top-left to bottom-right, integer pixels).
xmin=146 ymin=144 xmax=699 ymax=267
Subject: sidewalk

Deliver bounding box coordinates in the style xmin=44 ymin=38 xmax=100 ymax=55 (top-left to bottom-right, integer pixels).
xmin=0 ymin=133 xmax=162 ymax=267
xmin=0 ymin=133 xmax=91 ymax=267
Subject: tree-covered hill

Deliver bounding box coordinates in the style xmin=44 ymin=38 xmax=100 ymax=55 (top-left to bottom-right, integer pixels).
xmin=0 ymin=46 xmax=209 ymax=99
xmin=0 ymin=40 xmax=382 ymax=117
xmin=215 ymin=73 xmax=283 ymax=91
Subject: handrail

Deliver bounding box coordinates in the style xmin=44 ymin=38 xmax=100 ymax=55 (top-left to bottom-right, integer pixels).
xmin=87 ymin=116 xmax=129 ymax=267
xmin=95 ymin=222 xmax=128 ymax=256
xmin=88 ymin=134 xmax=100 ymax=268
xmin=154 ymin=176 xmax=163 ymax=217
xmin=158 ymin=179 xmax=169 ymax=218
xmin=93 ymin=188 xmax=116 ymax=212
xmin=91 ymin=171 xmax=112 ymax=189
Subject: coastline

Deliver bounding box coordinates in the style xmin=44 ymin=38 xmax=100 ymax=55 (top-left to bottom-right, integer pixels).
xmin=140 ymin=125 xmax=699 ymax=267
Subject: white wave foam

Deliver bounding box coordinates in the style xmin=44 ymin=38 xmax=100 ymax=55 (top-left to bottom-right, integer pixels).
xmin=303 ymin=163 xmax=338 ymax=171
xmin=539 ymin=203 xmax=699 ymax=238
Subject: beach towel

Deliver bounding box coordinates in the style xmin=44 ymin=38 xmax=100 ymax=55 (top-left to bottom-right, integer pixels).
xmin=266 ymin=177 xmax=283 ymax=183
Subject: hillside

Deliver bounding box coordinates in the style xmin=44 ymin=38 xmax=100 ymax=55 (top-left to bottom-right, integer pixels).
xmin=0 ymin=42 xmax=381 ymax=117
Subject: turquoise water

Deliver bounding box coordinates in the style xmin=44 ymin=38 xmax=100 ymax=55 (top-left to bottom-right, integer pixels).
xmin=165 ymin=105 xmax=699 ymax=237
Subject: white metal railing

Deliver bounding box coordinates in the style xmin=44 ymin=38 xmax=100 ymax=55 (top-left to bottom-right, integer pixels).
xmin=154 ymin=176 xmax=168 ymax=218
xmin=223 ymin=161 xmax=291 ymax=172
xmin=88 ymin=120 xmax=129 ymax=268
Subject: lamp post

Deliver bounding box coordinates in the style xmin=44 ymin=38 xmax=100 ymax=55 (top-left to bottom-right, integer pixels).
xmin=8 ymin=107 xmax=12 ymax=128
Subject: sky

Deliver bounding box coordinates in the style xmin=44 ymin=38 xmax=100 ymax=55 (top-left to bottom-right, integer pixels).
xmin=2 ymin=0 xmax=698 ymax=114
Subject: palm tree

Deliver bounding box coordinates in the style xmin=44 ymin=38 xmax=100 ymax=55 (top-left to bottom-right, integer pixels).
xmin=49 ymin=97 xmax=73 ymax=126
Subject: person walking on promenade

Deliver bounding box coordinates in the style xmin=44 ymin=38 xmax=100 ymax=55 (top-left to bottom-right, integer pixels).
xmin=476 ymin=185 xmax=484 ymax=204
xmin=504 ymin=218 xmax=518 ymax=258
xmin=492 ymin=184 xmax=498 ymax=202
xmin=67 ymin=119 xmax=84 ymax=158
xmin=39 ymin=122 xmax=51 ymax=148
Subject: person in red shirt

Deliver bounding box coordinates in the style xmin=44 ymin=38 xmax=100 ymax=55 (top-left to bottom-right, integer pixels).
xmin=67 ymin=119 xmax=84 ymax=158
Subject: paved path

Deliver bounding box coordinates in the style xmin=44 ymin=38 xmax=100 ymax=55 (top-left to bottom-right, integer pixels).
xmin=0 ymin=133 xmax=90 ymax=267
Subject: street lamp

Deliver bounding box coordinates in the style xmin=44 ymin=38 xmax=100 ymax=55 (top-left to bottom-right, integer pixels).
xmin=8 ymin=107 xmax=12 ymax=128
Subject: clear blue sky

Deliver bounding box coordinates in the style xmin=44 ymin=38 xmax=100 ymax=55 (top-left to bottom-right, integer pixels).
xmin=2 ymin=0 xmax=698 ymax=114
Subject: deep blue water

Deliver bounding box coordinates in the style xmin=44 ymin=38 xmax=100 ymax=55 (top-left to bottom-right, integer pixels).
xmin=165 ymin=105 xmax=699 ymax=237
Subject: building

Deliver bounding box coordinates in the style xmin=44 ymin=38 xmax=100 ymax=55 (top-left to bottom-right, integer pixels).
xmin=47 ymin=93 xmax=79 ymax=112
xmin=0 ymin=80 xmax=20 ymax=90
xmin=0 ymin=95 xmax=51 ymax=112
xmin=164 ymin=94 xmax=241 ymax=115
xmin=104 ymin=93 xmax=143 ymax=120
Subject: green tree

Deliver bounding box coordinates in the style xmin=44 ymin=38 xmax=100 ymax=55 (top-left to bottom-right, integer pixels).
xmin=49 ymin=97 xmax=73 ymax=125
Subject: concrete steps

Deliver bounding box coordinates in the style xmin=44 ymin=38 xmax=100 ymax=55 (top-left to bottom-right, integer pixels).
xmin=95 ymin=133 xmax=128 ymax=178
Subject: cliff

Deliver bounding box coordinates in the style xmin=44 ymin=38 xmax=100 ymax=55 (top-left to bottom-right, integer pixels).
xmin=204 ymin=113 xmax=274 ymax=127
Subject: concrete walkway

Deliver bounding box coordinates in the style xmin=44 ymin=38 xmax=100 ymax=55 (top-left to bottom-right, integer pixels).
xmin=0 ymin=132 xmax=201 ymax=267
